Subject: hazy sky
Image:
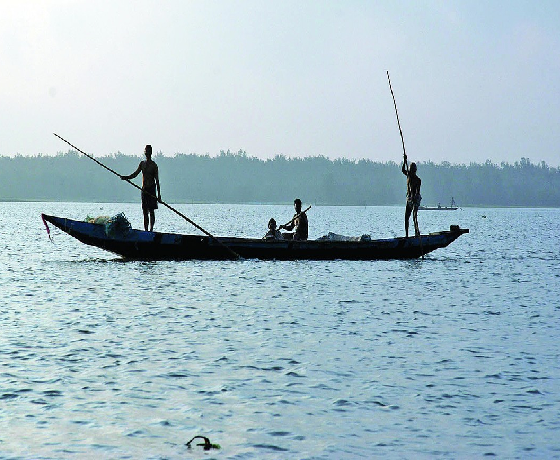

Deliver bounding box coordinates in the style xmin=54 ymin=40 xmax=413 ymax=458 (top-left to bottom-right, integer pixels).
xmin=2 ymin=1 xmax=559 ymax=165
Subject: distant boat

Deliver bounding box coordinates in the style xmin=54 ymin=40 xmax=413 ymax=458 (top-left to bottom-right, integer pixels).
xmin=41 ymin=213 xmax=469 ymax=261
xmin=419 ymin=197 xmax=458 ymax=211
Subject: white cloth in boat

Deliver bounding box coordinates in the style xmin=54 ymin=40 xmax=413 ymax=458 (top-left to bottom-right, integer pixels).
xmin=317 ymin=232 xmax=371 ymax=242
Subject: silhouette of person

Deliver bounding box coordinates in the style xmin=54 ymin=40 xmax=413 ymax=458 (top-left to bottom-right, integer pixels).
xmin=263 ymin=218 xmax=283 ymax=239
xmin=121 ymin=145 xmax=161 ymax=231
xmin=402 ymin=154 xmax=421 ymax=237
xmin=280 ymin=198 xmax=308 ymax=240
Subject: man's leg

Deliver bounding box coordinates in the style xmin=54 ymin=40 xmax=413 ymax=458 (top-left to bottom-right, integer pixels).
xmin=413 ymin=206 xmax=420 ymax=236
xmin=149 ymin=210 xmax=156 ymax=232
xmin=143 ymin=208 xmax=149 ymax=232
xmin=404 ymin=204 xmax=411 ymax=238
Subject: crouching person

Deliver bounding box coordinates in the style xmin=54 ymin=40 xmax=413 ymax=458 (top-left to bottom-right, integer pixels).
xmin=263 ymin=218 xmax=283 ymax=240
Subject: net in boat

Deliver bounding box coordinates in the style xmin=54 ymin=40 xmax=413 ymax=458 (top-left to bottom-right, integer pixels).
xmin=85 ymin=213 xmax=131 ymax=238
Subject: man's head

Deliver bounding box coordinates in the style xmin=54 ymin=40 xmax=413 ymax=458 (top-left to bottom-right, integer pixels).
xmin=410 ymin=162 xmax=417 ymax=174
xmin=294 ymin=198 xmax=302 ymax=212
xmin=268 ymin=218 xmax=277 ymax=230
xmin=145 ymin=145 xmax=152 ymax=159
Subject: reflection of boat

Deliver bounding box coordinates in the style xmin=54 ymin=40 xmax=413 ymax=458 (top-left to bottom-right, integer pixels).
xmin=420 ymin=197 xmax=458 ymax=211
xmin=42 ymin=214 xmax=469 ymax=261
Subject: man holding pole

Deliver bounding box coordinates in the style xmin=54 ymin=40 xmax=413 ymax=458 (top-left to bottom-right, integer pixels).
xmin=280 ymin=198 xmax=309 ymax=240
xmin=121 ymin=145 xmax=161 ymax=232
xmin=402 ymin=153 xmax=421 ymax=238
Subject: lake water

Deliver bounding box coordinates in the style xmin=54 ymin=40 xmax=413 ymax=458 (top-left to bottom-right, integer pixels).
xmin=1 ymin=202 xmax=559 ymax=459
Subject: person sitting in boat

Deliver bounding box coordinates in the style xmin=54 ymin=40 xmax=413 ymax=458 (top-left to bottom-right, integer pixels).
xmin=402 ymin=153 xmax=421 ymax=237
xmin=263 ymin=218 xmax=283 ymax=240
xmin=279 ymin=198 xmax=308 ymax=240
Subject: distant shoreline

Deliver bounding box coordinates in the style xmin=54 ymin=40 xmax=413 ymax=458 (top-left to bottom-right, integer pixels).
xmin=4 ymin=200 xmax=559 ymax=209
xmin=1 ymin=153 xmax=559 ymax=207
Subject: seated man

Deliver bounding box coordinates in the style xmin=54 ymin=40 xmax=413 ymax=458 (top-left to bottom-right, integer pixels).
xmin=280 ymin=198 xmax=308 ymax=240
xmin=263 ymin=218 xmax=283 ymax=240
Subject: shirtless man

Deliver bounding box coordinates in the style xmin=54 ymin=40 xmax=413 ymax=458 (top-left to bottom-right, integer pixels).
xmin=121 ymin=145 xmax=161 ymax=231
xmin=280 ymin=198 xmax=308 ymax=240
xmin=402 ymin=153 xmax=421 ymax=237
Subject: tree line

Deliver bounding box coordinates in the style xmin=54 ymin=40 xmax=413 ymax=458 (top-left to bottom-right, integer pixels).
xmin=1 ymin=151 xmax=558 ymax=207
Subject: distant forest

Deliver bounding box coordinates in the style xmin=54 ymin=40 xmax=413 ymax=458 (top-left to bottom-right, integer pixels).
xmin=1 ymin=151 xmax=559 ymax=207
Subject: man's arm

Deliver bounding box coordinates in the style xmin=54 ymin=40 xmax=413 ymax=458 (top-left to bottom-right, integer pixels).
xmin=155 ymin=165 xmax=161 ymax=200
xmin=402 ymin=153 xmax=408 ymax=176
xmin=121 ymin=162 xmax=142 ymax=180
xmin=280 ymin=218 xmax=295 ymax=231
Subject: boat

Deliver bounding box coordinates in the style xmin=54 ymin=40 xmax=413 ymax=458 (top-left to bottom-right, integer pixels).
xmin=419 ymin=197 xmax=458 ymax=211
xmin=41 ymin=213 xmax=469 ymax=261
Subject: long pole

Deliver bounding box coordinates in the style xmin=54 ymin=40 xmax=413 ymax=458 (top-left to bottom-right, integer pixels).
xmin=53 ymin=133 xmax=241 ymax=260
xmin=386 ymin=73 xmax=423 ymax=258
xmin=386 ymin=71 xmax=407 ymax=162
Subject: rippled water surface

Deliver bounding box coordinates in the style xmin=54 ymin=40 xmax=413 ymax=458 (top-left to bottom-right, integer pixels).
xmin=1 ymin=202 xmax=559 ymax=459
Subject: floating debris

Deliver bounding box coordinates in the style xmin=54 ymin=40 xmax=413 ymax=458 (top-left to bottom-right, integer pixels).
xmin=186 ymin=435 xmax=220 ymax=450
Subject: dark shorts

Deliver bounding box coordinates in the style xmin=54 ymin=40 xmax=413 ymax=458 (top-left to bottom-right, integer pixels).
xmin=406 ymin=194 xmax=421 ymax=211
xmin=141 ymin=185 xmax=158 ymax=210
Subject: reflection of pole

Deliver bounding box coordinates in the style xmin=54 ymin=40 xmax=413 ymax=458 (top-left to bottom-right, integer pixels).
xmin=53 ymin=133 xmax=241 ymax=260
xmin=387 ymin=71 xmax=407 ymax=161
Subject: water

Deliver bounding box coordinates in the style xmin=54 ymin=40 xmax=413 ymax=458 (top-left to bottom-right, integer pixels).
xmin=1 ymin=202 xmax=559 ymax=459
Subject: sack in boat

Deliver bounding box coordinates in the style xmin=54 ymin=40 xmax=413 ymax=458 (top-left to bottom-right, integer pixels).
xmin=86 ymin=215 xmax=111 ymax=225
xmin=85 ymin=213 xmax=131 ymax=238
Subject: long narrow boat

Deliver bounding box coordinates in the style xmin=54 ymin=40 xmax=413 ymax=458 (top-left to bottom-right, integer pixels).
xmin=419 ymin=205 xmax=458 ymax=211
xmin=419 ymin=197 xmax=458 ymax=211
xmin=41 ymin=214 xmax=469 ymax=261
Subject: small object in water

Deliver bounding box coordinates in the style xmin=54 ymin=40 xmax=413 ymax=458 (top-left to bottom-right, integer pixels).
xmin=186 ymin=435 xmax=220 ymax=450
xmin=482 ymin=215 xmax=487 ymax=218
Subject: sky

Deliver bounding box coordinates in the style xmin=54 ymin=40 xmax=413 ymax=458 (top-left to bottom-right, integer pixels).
xmin=1 ymin=0 xmax=559 ymax=166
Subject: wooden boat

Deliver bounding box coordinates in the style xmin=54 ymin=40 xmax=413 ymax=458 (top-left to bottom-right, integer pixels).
xmin=419 ymin=197 xmax=458 ymax=211
xmin=41 ymin=214 xmax=469 ymax=261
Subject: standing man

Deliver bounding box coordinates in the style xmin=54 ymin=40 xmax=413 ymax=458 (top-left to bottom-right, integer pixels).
xmin=121 ymin=145 xmax=161 ymax=232
xmin=402 ymin=153 xmax=421 ymax=237
xmin=280 ymin=198 xmax=308 ymax=240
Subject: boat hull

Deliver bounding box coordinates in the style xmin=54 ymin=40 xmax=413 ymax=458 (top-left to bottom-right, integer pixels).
xmin=42 ymin=214 xmax=469 ymax=261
